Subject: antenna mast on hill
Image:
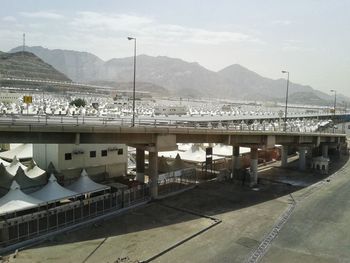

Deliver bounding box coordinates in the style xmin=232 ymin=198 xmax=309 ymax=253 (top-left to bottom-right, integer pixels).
xmin=22 ymin=33 xmax=25 ymax=53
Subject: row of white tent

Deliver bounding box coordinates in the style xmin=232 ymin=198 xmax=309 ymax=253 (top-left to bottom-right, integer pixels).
xmin=0 ymin=169 xmax=109 ymax=216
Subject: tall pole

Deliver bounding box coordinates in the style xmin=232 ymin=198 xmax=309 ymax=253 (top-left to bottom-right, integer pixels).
xmin=128 ymin=37 xmax=136 ymax=127
xmin=282 ymin=70 xmax=289 ymax=131
xmin=330 ymin=89 xmax=336 ymax=119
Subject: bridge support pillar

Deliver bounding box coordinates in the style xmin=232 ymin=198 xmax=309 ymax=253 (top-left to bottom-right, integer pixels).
xmin=136 ymin=148 xmax=145 ymax=183
xmin=148 ymin=151 xmax=158 ymax=199
xmin=298 ymin=147 xmax=307 ymax=171
xmin=281 ymin=146 xmax=288 ymax=167
xmin=322 ymin=144 xmax=329 ymax=158
xmin=231 ymin=146 xmax=240 ymax=178
xmin=250 ymin=147 xmax=258 ymax=186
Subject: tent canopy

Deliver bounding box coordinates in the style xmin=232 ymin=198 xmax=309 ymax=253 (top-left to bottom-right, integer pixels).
xmin=30 ymin=174 xmax=77 ymax=203
xmin=0 ymin=181 xmax=42 ymax=215
xmin=66 ymin=169 xmax=110 ymax=194
xmin=5 ymin=156 xmax=27 ymax=176
xmin=0 ymin=144 xmax=32 ymax=161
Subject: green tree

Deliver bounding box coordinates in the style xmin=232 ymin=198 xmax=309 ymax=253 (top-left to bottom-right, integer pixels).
xmin=70 ymin=98 xmax=86 ymax=107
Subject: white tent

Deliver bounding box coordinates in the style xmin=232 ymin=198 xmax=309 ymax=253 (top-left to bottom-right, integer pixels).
xmin=0 ymin=181 xmax=42 ymax=215
xmin=180 ymin=145 xmax=222 ymax=163
xmin=66 ymin=169 xmax=110 ymax=194
xmin=212 ymin=144 xmax=251 ymax=157
xmin=0 ymin=144 xmax=33 ymax=161
xmin=0 ymin=158 xmax=10 ymax=166
xmin=5 ymin=156 xmax=27 ymax=176
xmin=25 ymin=160 xmax=46 ymax=180
xmin=30 ymin=174 xmax=78 ymax=203
xmin=169 ymin=154 xmax=189 ymax=171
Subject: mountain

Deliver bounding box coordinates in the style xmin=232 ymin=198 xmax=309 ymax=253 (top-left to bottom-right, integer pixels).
xmin=9 ymin=46 xmax=346 ymax=104
xmin=0 ymin=51 xmax=70 ymax=82
xmin=10 ymin=46 xmax=103 ymax=82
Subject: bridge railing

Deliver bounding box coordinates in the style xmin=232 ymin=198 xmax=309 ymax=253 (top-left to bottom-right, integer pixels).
xmin=0 ymin=113 xmax=346 ymax=134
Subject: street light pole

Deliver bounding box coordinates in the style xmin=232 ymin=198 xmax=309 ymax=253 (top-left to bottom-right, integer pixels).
xmin=128 ymin=37 xmax=136 ymax=127
xmin=330 ymin=89 xmax=336 ymax=119
xmin=282 ymin=70 xmax=289 ymax=131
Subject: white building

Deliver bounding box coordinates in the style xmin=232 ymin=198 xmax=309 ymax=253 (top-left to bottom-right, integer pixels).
xmin=33 ymin=144 xmax=127 ymax=180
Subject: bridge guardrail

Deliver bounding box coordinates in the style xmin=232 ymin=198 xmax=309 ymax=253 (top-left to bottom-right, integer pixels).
xmin=0 ymin=113 xmax=346 ymax=135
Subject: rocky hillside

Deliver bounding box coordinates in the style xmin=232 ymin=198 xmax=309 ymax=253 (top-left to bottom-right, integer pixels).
xmin=0 ymin=51 xmax=70 ymax=81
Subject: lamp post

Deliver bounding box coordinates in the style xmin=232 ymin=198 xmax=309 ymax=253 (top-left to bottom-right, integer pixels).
xmin=128 ymin=37 xmax=136 ymax=127
xmin=330 ymin=89 xmax=336 ymax=118
xmin=282 ymin=70 xmax=289 ymax=131
xmin=330 ymin=89 xmax=336 ymax=132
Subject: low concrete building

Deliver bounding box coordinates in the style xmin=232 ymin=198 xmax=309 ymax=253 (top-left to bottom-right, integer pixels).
xmin=33 ymin=144 xmax=127 ymax=180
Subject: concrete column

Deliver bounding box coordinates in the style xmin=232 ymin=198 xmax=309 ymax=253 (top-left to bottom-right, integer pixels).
xmin=231 ymin=146 xmax=240 ymax=178
xmin=281 ymin=146 xmax=288 ymax=167
xmin=148 ymin=151 xmax=158 ymax=198
xmin=136 ymin=148 xmax=145 ymax=183
xmin=250 ymin=147 xmax=258 ymax=186
xmin=322 ymin=144 xmax=328 ymax=158
xmin=298 ymin=147 xmax=306 ymax=171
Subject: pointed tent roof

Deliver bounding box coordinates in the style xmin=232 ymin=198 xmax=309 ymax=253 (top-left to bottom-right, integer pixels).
xmin=66 ymin=169 xmax=110 ymax=194
xmin=47 ymin=162 xmax=57 ymax=175
xmin=30 ymin=174 xmax=77 ymax=203
xmin=24 ymin=160 xmax=46 ymax=182
xmin=180 ymin=145 xmax=223 ymax=163
xmin=169 ymin=154 xmax=188 ymax=171
xmin=158 ymin=156 xmax=171 ymax=173
xmin=6 ymin=156 xmax=27 ymax=176
xmin=13 ymin=166 xmax=43 ymax=190
xmin=0 ymin=181 xmax=42 ymax=215
xmin=0 ymin=144 xmax=32 ymax=161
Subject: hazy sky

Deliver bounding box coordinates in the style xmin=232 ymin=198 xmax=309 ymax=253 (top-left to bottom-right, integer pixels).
xmin=0 ymin=0 xmax=349 ymax=96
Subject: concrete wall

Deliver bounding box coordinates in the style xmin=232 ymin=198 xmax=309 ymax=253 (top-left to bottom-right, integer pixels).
xmin=33 ymin=143 xmax=127 ymax=179
xmin=33 ymin=144 xmax=58 ymax=170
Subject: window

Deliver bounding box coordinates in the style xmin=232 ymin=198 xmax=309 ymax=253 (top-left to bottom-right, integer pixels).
xmin=118 ymin=148 xmax=123 ymax=155
xmin=65 ymin=153 xmax=72 ymax=160
xmin=90 ymin=151 xmax=96 ymax=158
xmin=101 ymin=150 xmax=107 ymax=157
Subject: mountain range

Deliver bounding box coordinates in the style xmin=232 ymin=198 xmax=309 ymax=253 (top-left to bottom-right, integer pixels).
xmin=9 ymin=46 xmax=347 ymax=105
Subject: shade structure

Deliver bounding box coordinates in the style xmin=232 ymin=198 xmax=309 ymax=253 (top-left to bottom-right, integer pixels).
xmin=158 ymin=156 xmax=171 ymax=173
xmin=5 ymin=156 xmax=27 ymax=176
xmin=0 ymin=163 xmax=13 ymax=192
xmin=66 ymin=169 xmax=110 ymax=194
xmin=180 ymin=145 xmax=222 ymax=163
xmin=0 ymin=144 xmax=32 ymax=161
xmin=0 ymin=181 xmax=42 ymax=215
xmin=24 ymin=160 xmax=47 ymax=186
xmin=0 ymin=158 xmax=10 ymax=166
xmin=169 ymin=154 xmax=188 ymax=171
xmin=30 ymin=174 xmax=77 ymax=203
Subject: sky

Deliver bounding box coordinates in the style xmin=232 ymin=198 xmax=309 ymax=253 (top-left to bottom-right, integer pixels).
xmin=0 ymin=0 xmax=349 ymax=96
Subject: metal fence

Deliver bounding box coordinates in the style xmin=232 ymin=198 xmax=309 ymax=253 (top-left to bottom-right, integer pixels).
xmin=158 ymin=168 xmax=197 ymax=196
xmin=0 ymin=185 xmax=149 ymax=248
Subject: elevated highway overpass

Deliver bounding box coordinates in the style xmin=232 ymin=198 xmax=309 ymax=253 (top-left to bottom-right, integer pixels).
xmin=0 ymin=113 xmax=347 ymax=198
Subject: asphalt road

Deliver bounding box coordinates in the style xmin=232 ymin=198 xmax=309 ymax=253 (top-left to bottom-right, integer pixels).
xmin=262 ymin=158 xmax=350 ymax=263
